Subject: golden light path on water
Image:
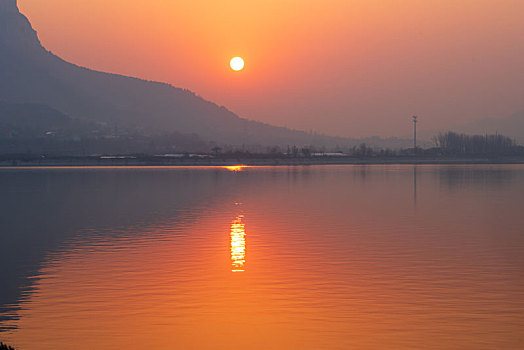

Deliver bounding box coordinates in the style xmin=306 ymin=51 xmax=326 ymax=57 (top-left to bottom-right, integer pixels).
xmin=230 ymin=215 xmax=246 ymax=272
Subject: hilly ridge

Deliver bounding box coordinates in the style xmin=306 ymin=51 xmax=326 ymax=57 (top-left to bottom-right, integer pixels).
xmin=0 ymin=0 xmax=335 ymax=147
xmin=1 ymin=0 xmax=521 ymax=151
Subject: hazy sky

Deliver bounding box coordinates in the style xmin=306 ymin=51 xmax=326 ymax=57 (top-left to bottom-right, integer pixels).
xmin=19 ymin=0 xmax=524 ymax=138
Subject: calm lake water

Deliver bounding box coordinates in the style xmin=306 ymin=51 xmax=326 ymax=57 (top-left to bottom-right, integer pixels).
xmin=1 ymin=165 xmax=523 ymax=349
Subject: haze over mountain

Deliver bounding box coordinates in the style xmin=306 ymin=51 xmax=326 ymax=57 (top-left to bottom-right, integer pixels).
xmin=2 ymin=0 xmax=362 ymax=148
xmin=3 ymin=0 xmax=521 ymax=152
xmin=15 ymin=0 xmax=524 ymax=140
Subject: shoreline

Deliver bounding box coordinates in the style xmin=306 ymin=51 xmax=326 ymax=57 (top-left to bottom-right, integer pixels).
xmin=1 ymin=156 xmax=524 ymax=167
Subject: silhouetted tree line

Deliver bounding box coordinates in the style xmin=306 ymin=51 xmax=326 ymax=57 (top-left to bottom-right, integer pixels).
xmin=0 ymin=342 xmax=16 ymax=350
xmin=433 ymin=131 xmax=520 ymax=155
xmin=209 ymin=143 xmax=394 ymax=158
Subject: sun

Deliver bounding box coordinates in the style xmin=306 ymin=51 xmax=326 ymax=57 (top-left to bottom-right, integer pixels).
xmin=230 ymin=57 xmax=245 ymax=71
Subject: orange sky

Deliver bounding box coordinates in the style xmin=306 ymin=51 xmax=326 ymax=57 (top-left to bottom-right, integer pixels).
xmin=18 ymin=0 xmax=524 ymax=138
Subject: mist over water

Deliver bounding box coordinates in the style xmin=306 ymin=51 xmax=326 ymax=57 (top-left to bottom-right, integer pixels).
xmin=1 ymin=165 xmax=523 ymax=349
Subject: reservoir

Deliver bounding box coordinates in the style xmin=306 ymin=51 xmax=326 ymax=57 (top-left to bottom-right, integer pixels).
xmin=1 ymin=165 xmax=523 ymax=349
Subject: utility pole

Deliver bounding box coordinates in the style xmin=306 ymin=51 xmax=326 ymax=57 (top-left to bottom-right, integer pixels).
xmin=412 ymin=115 xmax=418 ymax=154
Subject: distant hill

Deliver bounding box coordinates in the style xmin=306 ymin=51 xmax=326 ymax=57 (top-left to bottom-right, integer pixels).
xmin=0 ymin=101 xmax=213 ymax=155
xmin=0 ymin=0 xmax=357 ymax=148
xmin=0 ymin=102 xmax=71 ymax=134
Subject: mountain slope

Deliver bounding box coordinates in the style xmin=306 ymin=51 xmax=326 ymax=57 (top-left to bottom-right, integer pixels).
xmin=0 ymin=0 xmax=327 ymax=146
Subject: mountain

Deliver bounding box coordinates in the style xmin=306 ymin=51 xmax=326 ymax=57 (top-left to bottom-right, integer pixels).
xmin=0 ymin=0 xmax=343 ymax=147
xmin=0 ymin=102 xmax=71 ymax=133
xmin=0 ymin=101 xmax=213 ymax=155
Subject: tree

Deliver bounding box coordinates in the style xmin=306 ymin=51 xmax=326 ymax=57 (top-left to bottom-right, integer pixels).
xmin=434 ymin=131 xmax=516 ymax=155
xmin=301 ymin=147 xmax=312 ymax=157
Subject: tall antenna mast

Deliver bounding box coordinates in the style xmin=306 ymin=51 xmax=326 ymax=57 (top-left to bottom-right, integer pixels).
xmin=412 ymin=116 xmax=418 ymax=154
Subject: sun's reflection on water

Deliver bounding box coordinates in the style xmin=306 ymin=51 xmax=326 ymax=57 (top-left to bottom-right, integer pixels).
xmin=230 ymin=215 xmax=246 ymax=272
xmin=224 ymin=165 xmax=248 ymax=172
